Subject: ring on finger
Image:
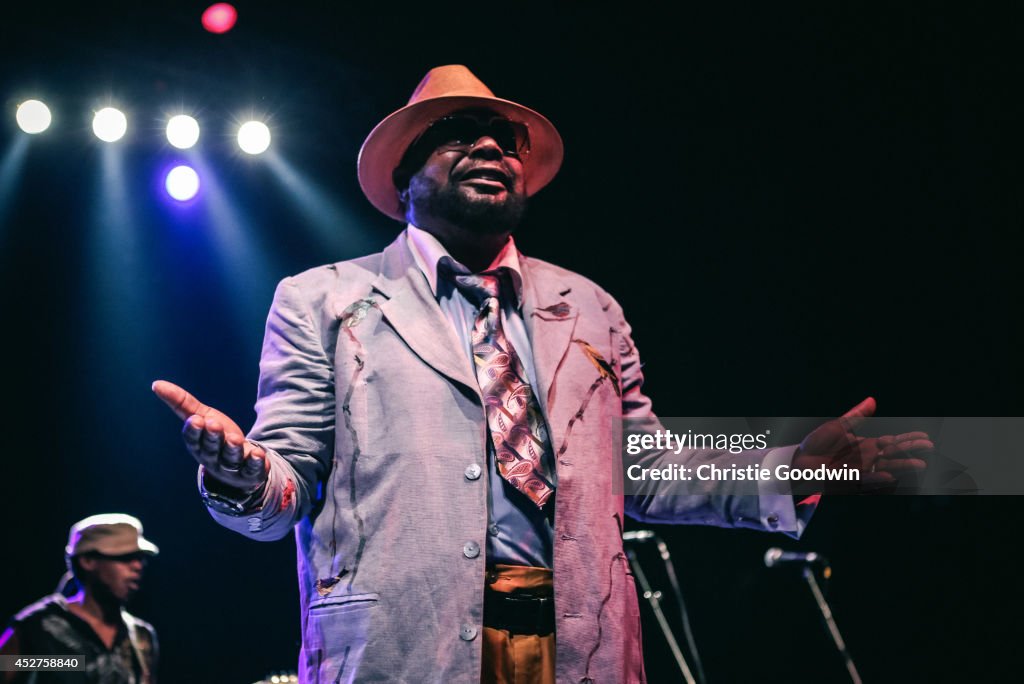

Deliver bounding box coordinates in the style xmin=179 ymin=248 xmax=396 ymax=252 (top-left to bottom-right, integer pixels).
xmin=871 ymin=449 xmax=885 ymax=473
xmin=220 ymin=462 xmax=242 ymax=473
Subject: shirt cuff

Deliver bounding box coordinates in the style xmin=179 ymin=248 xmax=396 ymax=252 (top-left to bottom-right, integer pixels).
xmin=756 ymin=446 xmax=813 ymax=538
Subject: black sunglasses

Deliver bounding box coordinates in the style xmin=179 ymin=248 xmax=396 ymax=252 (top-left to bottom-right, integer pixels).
xmin=86 ymin=551 xmax=150 ymax=564
xmin=417 ymin=114 xmax=531 ymax=159
xmin=393 ymin=113 xmax=530 ymax=190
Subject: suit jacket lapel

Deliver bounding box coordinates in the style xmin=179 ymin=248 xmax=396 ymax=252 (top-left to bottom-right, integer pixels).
xmin=370 ymin=233 xmax=480 ymax=395
xmin=521 ymin=256 xmax=581 ymax=441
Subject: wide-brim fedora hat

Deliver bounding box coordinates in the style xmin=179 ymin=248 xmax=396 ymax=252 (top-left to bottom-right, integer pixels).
xmin=358 ymin=64 xmax=564 ymax=221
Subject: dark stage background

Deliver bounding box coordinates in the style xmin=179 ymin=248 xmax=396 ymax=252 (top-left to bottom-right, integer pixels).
xmin=2 ymin=2 xmax=1021 ymax=682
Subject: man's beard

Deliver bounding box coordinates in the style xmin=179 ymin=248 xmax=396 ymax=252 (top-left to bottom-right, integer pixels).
xmin=407 ymin=174 xmax=527 ymax=235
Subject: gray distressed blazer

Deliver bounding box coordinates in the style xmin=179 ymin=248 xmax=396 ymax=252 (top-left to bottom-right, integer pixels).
xmin=208 ymin=231 xmax=802 ymax=683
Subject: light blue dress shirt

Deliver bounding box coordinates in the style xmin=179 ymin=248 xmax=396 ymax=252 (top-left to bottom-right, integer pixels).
xmin=406 ymin=224 xmax=556 ymax=568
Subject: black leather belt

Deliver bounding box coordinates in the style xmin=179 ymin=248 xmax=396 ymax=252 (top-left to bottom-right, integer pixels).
xmin=483 ymin=587 xmax=555 ymax=636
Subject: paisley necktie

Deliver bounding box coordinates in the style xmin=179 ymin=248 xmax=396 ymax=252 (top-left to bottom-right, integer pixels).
xmin=450 ymin=269 xmax=555 ymax=508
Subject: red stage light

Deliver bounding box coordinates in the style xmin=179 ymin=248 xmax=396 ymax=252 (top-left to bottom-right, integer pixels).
xmin=201 ymin=3 xmax=238 ymax=34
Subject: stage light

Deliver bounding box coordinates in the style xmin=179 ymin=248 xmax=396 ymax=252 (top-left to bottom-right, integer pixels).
xmin=166 ymin=115 xmax=200 ymax=149
xmin=237 ymin=121 xmax=270 ymax=155
xmin=92 ymin=108 xmax=127 ymax=142
xmin=16 ymin=100 xmax=52 ymax=134
xmin=202 ymin=3 xmax=237 ymax=34
xmin=165 ymin=165 xmax=200 ymax=201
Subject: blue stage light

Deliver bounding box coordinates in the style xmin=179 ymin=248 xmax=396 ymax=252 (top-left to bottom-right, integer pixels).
xmin=165 ymin=165 xmax=200 ymax=201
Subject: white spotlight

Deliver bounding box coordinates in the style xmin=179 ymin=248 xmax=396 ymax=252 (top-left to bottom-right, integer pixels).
xmin=237 ymin=120 xmax=271 ymax=155
xmin=166 ymin=115 xmax=200 ymax=149
xmin=166 ymin=165 xmax=200 ymax=201
xmin=92 ymin=107 xmax=128 ymax=142
xmin=16 ymin=100 xmax=52 ymax=134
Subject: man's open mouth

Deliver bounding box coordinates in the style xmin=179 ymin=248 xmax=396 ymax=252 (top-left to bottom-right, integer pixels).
xmin=459 ymin=167 xmax=510 ymax=187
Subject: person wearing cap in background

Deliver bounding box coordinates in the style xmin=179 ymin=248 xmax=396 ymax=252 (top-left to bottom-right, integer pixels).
xmin=0 ymin=514 xmax=159 ymax=683
xmin=152 ymin=65 xmax=930 ymax=683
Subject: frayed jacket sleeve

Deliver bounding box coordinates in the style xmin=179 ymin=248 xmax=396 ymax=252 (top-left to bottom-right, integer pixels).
xmin=204 ymin=277 xmax=335 ymax=540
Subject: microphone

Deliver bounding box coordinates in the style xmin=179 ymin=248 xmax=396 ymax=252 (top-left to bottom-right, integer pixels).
xmin=623 ymin=530 xmax=656 ymax=541
xmin=763 ymin=547 xmax=830 ymax=568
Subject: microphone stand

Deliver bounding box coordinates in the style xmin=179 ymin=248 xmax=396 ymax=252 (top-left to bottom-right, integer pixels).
xmin=801 ymin=566 xmax=862 ymax=684
xmin=654 ymin=536 xmax=707 ymax=684
xmin=625 ymin=548 xmax=696 ymax=684
xmin=624 ymin=543 xmax=699 ymax=684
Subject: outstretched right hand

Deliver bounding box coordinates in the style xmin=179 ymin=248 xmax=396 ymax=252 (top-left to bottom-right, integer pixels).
xmin=152 ymin=380 xmax=268 ymax=492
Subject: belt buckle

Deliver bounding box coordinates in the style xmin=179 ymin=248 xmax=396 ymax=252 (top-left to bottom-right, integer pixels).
xmin=509 ymin=592 xmax=551 ymax=635
xmin=485 ymin=587 xmax=555 ymax=636
xmin=532 ymin=595 xmax=552 ymax=635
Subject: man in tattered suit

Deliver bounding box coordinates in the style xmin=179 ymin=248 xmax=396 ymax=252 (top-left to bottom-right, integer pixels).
xmin=154 ymin=65 xmax=928 ymax=683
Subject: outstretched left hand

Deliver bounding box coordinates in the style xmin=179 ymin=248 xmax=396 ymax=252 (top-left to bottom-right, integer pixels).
xmin=793 ymin=397 xmax=932 ymax=489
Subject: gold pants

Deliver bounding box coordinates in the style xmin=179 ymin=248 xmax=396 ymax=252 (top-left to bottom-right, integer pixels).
xmin=481 ymin=565 xmax=556 ymax=684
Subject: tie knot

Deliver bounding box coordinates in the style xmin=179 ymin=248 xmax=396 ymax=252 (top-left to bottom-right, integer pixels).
xmin=450 ymin=270 xmax=504 ymax=308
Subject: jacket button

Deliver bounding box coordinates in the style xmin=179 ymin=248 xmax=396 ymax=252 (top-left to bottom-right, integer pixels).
xmin=767 ymin=513 xmax=779 ymax=528
xmin=465 ymin=464 xmax=482 ymax=480
xmin=460 ymin=624 xmax=478 ymax=641
xmin=463 ymin=541 xmax=480 ymax=559
xmin=489 ymin=524 xmax=500 ymax=537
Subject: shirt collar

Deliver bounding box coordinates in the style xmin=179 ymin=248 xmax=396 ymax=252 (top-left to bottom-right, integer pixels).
xmin=406 ymin=224 xmax=525 ymax=306
xmin=53 ymin=593 xmax=132 ymax=636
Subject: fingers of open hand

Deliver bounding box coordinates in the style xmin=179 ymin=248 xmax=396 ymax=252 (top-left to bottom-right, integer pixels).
xmin=870 ymin=432 xmax=931 ymax=477
xmin=241 ymin=442 xmax=267 ymax=478
xmin=184 ymin=414 xmax=223 ymax=463
xmin=219 ymin=427 xmax=246 ymax=470
xmin=183 ymin=414 xmax=266 ymax=486
xmin=838 ymin=397 xmax=876 ymax=430
xmin=877 ymin=433 xmax=933 ymax=459
xmin=877 ymin=432 xmax=929 ymax=447
xmin=153 ymin=380 xmax=207 ymax=420
xmin=183 ymin=414 xmax=207 ymax=459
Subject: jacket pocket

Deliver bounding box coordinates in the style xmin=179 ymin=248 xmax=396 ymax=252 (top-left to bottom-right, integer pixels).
xmin=308 ymin=591 xmax=380 ymax=617
xmin=305 ymin=592 xmax=380 ymax=682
